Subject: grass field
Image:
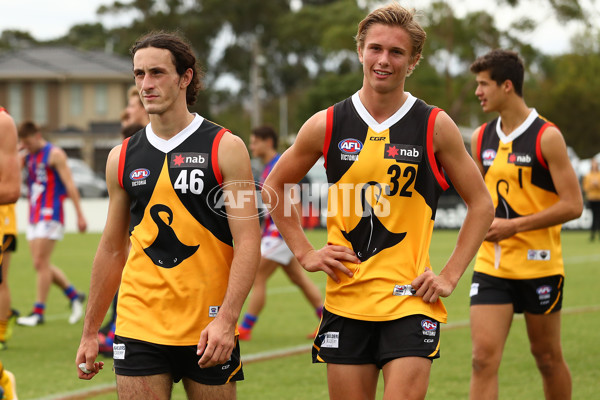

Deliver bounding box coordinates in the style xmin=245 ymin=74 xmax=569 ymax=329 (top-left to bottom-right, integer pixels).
xmin=2 ymin=229 xmax=599 ymax=399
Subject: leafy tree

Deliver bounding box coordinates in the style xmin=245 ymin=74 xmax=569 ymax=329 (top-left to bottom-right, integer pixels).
xmin=0 ymin=30 xmax=37 ymax=50
xmin=50 ymin=23 xmax=109 ymax=51
xmin=528 ymin=47 xmax=600 ymax=158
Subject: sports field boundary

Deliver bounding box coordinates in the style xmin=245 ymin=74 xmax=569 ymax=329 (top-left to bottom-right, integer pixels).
xmin=34 ymin=303 xmax=600 ymax=400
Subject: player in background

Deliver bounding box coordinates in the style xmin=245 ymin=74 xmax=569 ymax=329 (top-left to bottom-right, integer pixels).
xmin=0 ymin=203 xmax=19 ymax=349
xmin=238 ymin=125 xmax=323 ymax=341
xmin=16 ymin=121 xmax=87 ymax=327
xmin=468 ymin=49 xmax=582 ymax=400
xmin=0 ymin=106 xmax=22 ymax=396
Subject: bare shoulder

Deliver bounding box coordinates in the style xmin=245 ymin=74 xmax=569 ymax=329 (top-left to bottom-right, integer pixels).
xmin=218 ymin=131 xmax=252 ymax=179
xmin=105 ymin=144 xmax=125 ymax=191
xmin=106 ymin=144 xmax=123 ymax=169
xmin=0 ymin=110 xmax=15 ymax=127
xmin=540 ymin=124 xmax=569 ymax=160
xmin=218 ymin=131 xmax=250 ymax=164
xmin=432 ymin=110 xmax=463 ymax=153
xmin=49 ymin=145 xmax=68 ymax=167
xmin=0 ymin=112 xmax=17 ymax=144
xmin=294 ymin=109 xmax=328 ymax=153
xmin=219 ymin=131 xmax=247 ymax=152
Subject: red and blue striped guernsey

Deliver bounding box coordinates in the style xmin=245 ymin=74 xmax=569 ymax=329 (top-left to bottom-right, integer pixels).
xmin=260 ymin=153 xmax=281 ymax=238
xmin=25 ymin=143 xmax=67 ymax=224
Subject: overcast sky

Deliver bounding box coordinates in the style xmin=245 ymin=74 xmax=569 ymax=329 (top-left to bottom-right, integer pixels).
xmin=0 ymin=0 xmax=597 ymax=54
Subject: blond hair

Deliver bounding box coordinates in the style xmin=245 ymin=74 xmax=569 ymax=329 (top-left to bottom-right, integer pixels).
xmin=355 ymin=2 xmax=426 ymax=62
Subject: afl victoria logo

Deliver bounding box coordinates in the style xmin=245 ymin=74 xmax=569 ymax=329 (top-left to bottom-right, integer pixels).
xmin=421 ymin=319 xmax=438 ymax=331
xmin=482 ymin=149 xmax=496 ymax=161
xmin=338 ymin=139 xmax=363 ymax=155
xmin=536 ymin=285 xmax=552 ymax=295
xmin=130 ymin=168 xmax=150 ymax=181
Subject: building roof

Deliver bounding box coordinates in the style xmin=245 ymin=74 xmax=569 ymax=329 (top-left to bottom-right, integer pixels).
xmin=0 ymin=46 xmax=132 ymax=81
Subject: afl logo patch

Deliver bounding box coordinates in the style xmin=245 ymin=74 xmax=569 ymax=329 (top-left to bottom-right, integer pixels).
xmin=130 ymin=168 xmax=150 ymax=181
xmin=482 ymin=149 xmax=496 ymax=166
xmin=421 ymin=319 xmax=438 ymax=331
xmin=536 ymin=285 xmax=552 ymax=295
xmin=338 ymin=139 xmax=363 ymax=155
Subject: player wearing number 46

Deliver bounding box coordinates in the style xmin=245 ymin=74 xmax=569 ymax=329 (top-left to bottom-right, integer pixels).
xmin=263 ymin=4 xmax=494 ymax=400
xmin=76 ymin=31 xmax=260 ymax=400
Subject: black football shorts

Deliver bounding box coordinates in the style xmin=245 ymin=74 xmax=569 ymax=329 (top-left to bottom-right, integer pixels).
xmin=312 ymin=308 xmax=441 ymax=368
xmin=470 ymin=271 xmax=564 ymax=314
xmin=113 ymin=335 xmax=244 ymax=385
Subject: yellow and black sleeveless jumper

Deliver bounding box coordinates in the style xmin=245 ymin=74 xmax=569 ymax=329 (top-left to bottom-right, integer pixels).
xmin=473 ymin=110 xmax=563 ymax=280
xmin=116 ymin=115 xmax=234 ymax=346
xmin=322 ymin=92 xmax=449 ymax=323
xmin=0 ymin=107 xmax=11 ymax=265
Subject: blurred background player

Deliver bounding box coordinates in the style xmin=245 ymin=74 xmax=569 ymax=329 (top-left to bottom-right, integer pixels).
xmin=0 ymin=361 xmax=17 ymax=400
xmin=582 ymin=158 xmax=600 ymax=241
xmin=469 ymin=49 xmax=582 ymax=400
xmin=0 ymin=106 xmax=22 ymax=397
xmin=16 ymin=121 xmax=87 ymax=327
xmin=0 ymin=203 xmax=19 ymax=349
xmin=238 ymin=125 xmax=323 ymax=341
xmin=121 ymin=85 xmax=151 ymax=128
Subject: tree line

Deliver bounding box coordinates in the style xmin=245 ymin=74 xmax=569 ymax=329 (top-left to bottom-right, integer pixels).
xmin=1 ymin=0 xmax=599 ymax=157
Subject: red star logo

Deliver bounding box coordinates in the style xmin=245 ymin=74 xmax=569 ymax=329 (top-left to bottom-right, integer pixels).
xmin=508 ymin=154 xmax=516 ymax=163
xmin=387 ymin=145 xmax=399 ymax=158
xmin=173 ymin=154 xmax=185 ymax=166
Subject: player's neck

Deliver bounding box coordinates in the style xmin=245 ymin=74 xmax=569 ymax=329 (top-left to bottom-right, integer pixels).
xmin=261 ymin=149 xmax=278 ymax=165
xmin=358 ymin=86 xmax=408 ymax=124
xmin=497 ymin=98 xmax=531 ymax=136
xmin=31 ymin=138 xmax=47 ymax=154
xmin=149 ymin=107 xmax=195 ymax=140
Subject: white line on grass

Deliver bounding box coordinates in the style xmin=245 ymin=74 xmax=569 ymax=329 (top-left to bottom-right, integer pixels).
xmin=564 ymin=253 xmax=600 ymax=263
xmin=34 ymin=304 xmax=600 ymax=400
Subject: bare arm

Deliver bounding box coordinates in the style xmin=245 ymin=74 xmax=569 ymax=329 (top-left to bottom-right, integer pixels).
xmin=50 ymin=148 xmax=87 ymax=232
xmin=484 ymin=126 xmax=583 ymax=242
xmin=0 ymin=112 xmax=21 ymax=204
xmin=412 ymin=112 xmax=494 ymax=303
xmin=263 ymin=111 xmax=358 ymax=283
xmin=76 ymin=145 xmax=131 ymax=379
xmin=470 ymin=127 xmax=485 ymax=175
xmin=197 ymin=132 xmax=261 ymax=368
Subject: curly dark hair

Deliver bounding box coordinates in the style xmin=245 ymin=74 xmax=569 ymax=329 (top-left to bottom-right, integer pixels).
xmin=130 ymin=31 xmax=203 ymax=106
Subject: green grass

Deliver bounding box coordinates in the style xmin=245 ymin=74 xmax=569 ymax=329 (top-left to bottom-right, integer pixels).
xmin=2 ymin=229 xmax=599 ymax=399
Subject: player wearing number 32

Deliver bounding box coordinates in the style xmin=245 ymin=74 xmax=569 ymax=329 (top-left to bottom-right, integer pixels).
xmin=263 ymin=4 xmax=494 ymax=400
xmin=76 ymin=31 xmax=260 ymax=400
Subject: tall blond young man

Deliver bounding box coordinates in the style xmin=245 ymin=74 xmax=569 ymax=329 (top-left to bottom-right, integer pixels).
xmin=468 ymin=49 xmax=582 ymax=400
xmin=263 ymin=4 xmax=494 ymax=400
xmin=76 ymin=32 xmax=260 ymax=400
